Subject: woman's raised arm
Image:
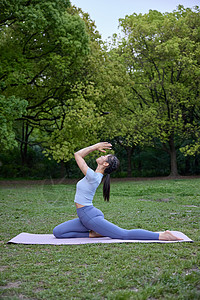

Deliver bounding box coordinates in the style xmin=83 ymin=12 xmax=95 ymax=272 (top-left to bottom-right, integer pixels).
xmin=74 ymin=142 xmax=112 ymax=175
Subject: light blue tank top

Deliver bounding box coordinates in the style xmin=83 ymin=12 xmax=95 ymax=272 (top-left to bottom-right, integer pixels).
xmin=74 ymin=168 xmax=103 ymax=206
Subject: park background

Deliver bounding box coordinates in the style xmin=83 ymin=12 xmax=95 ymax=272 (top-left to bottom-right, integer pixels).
xmin=0 ymin=0 xmax=200 ymax=179
xmin=1 ymin=2 xmax=200 ymax=300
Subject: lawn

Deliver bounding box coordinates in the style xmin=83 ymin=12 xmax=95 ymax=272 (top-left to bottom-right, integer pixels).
xmin=0 ymin=178 xmax=200 ymax=299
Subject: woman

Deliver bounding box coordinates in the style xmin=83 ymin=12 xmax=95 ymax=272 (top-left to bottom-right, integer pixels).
xmin=53 ymin=142 xmax=182 ymax=241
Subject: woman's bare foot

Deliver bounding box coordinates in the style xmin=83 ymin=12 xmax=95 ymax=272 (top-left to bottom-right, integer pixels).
xmin=159 ymin=230 xmax=183 ymax=241
xmin=89 ymin=230 xmax=103 ymax=238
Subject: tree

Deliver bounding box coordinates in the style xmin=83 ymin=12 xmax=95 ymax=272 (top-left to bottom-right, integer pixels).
xmin=50 ymin=5 xmax=131 ymax=162
xmin=0 ymin=95 xmax=27 ymax=152
xmin=100 ymin=45 xmax=159 ymax=177
xmin=117 ymin=5 xmax=200 ymax=176
xmin=0 ymin=0 xmax=90 ymax=164
xmin=1 ymin=1 xmax=130 ymax=169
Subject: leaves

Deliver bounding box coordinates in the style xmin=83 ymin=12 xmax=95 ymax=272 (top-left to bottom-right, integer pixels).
xmin=117 ymin=6 xmax=200 ymax=154
xmin=0 ymin=0 xmax=91 ymax=159
xmin=0 ymin=95 xmax=27 ymax=151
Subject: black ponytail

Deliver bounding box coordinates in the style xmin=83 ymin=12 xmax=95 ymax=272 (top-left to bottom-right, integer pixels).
xmin=103 ymin=155 xmax=120 ymax=202
xmin=103 ymin=174 xmax=110 ymax=202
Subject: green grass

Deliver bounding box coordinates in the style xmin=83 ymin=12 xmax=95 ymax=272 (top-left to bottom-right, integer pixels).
xmin=0 ymin=179 xmax=200 ymax=300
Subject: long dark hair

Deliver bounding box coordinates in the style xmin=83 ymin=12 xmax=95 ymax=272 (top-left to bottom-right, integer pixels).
xmin=103 ymin=155 xmax=120 ymax=201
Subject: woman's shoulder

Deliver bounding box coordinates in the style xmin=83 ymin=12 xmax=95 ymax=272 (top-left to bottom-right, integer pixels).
xmin=86 ymin=167 xmax=103 ymax=181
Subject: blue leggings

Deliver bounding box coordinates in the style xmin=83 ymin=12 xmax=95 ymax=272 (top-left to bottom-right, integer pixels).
xmin=53 ymin=205 xmax=159 ymax=240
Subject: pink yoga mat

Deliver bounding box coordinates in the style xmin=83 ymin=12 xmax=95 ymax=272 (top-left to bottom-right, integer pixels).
xmin=7 ymin=231 xmax=193 ymax=245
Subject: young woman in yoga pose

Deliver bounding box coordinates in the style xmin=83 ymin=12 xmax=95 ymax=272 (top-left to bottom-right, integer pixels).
xmin=53 ymin=142 xmax=182 ymax=241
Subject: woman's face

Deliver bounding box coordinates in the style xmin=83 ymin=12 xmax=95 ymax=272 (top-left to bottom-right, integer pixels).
xmin=96 ymin=154 xmax=110 ymax=165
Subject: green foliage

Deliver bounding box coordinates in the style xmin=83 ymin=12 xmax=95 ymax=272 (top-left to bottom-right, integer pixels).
xmin=0 ymin=0 xmax=92 ymax=161
xmin=0 ymin=95 xmax=27 ymax=151
xmin=0 ymin=179 xmax=199 ymax=299
xmin=180 ymin=138 xmax=200 ymax=156
xmin=117 ymin=5 xmax=200 ymax=155
xmin=0 ymin=1 xmax=130 ymax=163
xmin=44 ymin=83 xmax=104 ymax=162
xmin=1 ymin=2 xmax=200 ymax=176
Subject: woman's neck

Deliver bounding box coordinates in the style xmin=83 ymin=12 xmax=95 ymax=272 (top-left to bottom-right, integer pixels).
xmin=95 ymin=165 xmax=105 ymax=174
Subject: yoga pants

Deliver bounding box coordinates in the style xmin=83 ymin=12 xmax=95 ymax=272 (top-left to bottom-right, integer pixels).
xmin=53 ymin=206 xmax=159 ymax=240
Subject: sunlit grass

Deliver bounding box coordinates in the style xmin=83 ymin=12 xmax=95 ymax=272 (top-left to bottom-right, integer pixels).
xmin=0 ymin=179 xmax=199 ymax=299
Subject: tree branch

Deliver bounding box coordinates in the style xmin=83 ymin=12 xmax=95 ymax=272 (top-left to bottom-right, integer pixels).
xmin=131 ymin=86 xmax=148 ymax=105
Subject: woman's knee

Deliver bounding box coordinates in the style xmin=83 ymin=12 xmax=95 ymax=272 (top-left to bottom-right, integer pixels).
xmin=53 ymin=226 xmax=61 ymax=238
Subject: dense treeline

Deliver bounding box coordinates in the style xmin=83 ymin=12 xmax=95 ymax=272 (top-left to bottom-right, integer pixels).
xmin=0 ymin=142 xmax=199 ymax=179
xmin=0 ymin=1 xmax=199 ymax=178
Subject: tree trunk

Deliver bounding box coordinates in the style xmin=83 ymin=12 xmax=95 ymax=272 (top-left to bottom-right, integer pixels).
xmin=20 ymin=122 xmax=26 ymax=166
xmin=125 ymin=146 xmax=133 ymax=177
xmin=169 ymin=135 xmax=179 ymax=177
xmin=20 ymin=122 xmax=31 ymax=166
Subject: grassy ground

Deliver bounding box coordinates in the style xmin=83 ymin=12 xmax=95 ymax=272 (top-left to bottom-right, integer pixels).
xmin=0 ymin=178 xmax=199 ymax=300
